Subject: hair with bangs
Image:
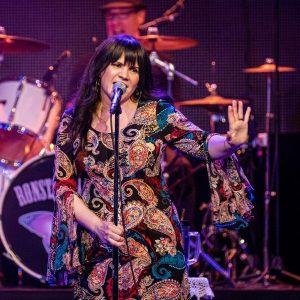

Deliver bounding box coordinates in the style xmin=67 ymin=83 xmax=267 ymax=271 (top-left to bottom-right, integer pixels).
xmin=68 ymin=34 xmax=153 ymax=143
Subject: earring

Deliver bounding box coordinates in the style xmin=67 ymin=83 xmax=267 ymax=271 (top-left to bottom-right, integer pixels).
xmin=94 ymin=79 xmax=101 ymax=95
xmin=132 ymin=88 xmax=142 ymax=102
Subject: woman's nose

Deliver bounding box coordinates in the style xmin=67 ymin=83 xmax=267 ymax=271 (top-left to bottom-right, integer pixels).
xmin=118 ymin=67 xmax=129 ymax=80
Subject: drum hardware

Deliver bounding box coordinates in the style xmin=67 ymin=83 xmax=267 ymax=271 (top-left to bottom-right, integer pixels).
xmin=8 ymin=75 xmax=26 ymax=124
xmin=243 ymin=58 xmax=297 ymax=285
xmin=195 ymin=204 xmax=260 ymax=287
xmin=182 ymin=219 xmax=236 ymax=285
xmin=136 ymin=1 xmax=198 ymax=98
xmin=144 ymin=27 xmax=198 ymax=98
xmin=168 ymin=162 xmax=206 ymax=193
xmin=139 ymin=0 xmax=185 ymax=32
xmin=42 ymin=50 xmax=71 ymax=84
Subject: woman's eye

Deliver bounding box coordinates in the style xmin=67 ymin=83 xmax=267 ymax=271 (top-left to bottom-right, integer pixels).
xmin=131 ymin=68 xmax=139 ymax=73
xmin=112 ymin=62 xmax=122 ymax=67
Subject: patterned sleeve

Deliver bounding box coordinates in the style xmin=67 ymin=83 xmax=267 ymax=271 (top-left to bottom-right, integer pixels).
xmin=46 ymin=110 xmax=82 ymax=286
xmin=156 ymin=99 xmax=254 ymax=229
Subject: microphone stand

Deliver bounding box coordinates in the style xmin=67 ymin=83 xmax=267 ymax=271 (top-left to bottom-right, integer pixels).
xmin=111 ymin=102 xmax=121 ymax=300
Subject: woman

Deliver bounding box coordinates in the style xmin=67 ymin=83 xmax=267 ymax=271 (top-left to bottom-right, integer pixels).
xmin=47 ymin=35 xmax=253 ymax=299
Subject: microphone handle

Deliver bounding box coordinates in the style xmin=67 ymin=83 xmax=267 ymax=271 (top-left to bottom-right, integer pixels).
xmin=110 ymin=89 xmax=124 ymax=114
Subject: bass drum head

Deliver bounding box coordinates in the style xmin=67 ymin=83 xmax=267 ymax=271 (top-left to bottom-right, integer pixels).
xmin=0 ymin=153 xmax=55 ymax=282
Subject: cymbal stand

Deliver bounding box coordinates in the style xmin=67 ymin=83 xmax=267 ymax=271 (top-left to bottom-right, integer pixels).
xmin=145 ymin=26 xmax=198 ymax=98
xmin=204 ymin=83 xmax=226 ymax=133
xmin=0 ymin=26 xmax=6 ymax=68
xmin=262 ymin=66 xmax=273 ymax=285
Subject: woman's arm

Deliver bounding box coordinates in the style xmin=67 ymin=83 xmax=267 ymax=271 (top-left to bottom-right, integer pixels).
xmin=155 ymin=99 xmax=254 ymax=229
xmin=73 ymin=195 xmax=125 ymax=247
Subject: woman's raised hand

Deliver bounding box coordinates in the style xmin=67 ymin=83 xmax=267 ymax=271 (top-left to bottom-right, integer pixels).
xmin=227 ymin=100 xmax=251 ymax=147
xmin=94 ymin=220 xmax=125 ymax=248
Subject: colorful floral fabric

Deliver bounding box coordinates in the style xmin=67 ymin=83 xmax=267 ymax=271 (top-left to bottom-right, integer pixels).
xmin=47 ymin=99 xmax=253 ymax=299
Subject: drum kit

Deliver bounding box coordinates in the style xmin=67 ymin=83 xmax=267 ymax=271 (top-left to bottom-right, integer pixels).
xmin=0 ymin=28 xmax=62 ymax=283
xmin=0 ymin=21 xmax=297 ymax=286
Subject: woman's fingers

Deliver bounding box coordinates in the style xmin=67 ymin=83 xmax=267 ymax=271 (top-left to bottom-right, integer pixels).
xmin=108 ymin=231 xmax=125 ymax=243
xmin=99 ymin=221 xmax=125 ymax=246
xmin=232 ymin=100 xmax=239 ymax=121
xmin=228 ymin=105 xmax=234 ymax=126
xmin=244 ymin=106 xmax=251 ymax=123
xmin=230 ymin=100 xmax=251 ymax=123
xmin=238 ymin=101 xmax=244 ymax=120
xmin=107 ymin=237 xmax=125 ymax=247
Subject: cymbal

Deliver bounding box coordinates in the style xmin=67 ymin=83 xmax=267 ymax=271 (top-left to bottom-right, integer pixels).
xmin=175 ymin=96 xmax=247 ymax=112
xmin=136 ymin=34 xmax=198 ymax=52
xmin=243 ymin=63 xmax=296 ymax=73
xmin=0 ymin=34 xmax=50 ymax=54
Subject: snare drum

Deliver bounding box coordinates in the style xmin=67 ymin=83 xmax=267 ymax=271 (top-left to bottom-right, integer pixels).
xmin=0 ymin=77 xmax=58 ymax=168
xmin=0 ymin=153 xmax=55 ymax=281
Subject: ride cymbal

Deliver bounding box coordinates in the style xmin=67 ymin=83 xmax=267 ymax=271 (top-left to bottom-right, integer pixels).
xmin=175 ymin=96 xmax=247 ymax=112
xmin=0 ymin=34 xmax=50 ymax=54
xmin=243 ymin=63 xmax=296 ymax=73
xmin=136 ymin=34 xmax=198 ymax=52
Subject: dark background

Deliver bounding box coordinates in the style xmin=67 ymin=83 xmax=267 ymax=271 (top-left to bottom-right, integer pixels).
xmin=0 ymin=0 xmax=299 ymax=281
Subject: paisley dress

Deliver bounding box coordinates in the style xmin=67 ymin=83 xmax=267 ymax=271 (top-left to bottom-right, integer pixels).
xmin=47 ymin=99 xmax=253 ymax=299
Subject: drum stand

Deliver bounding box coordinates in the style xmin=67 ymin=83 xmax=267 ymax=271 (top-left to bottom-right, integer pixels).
xmin=255 ymin=64 xmax=300 ymax=285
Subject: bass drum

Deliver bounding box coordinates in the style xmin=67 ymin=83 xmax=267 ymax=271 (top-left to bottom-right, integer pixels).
xmin=0 ymin=153 xmax=55 ymax=282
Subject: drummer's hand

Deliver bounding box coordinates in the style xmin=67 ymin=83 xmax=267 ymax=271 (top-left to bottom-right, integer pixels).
xmin=227 ymin=100 xmax=251 ymax=147
xmin=94 ymin=220 xmax=125 ymax=248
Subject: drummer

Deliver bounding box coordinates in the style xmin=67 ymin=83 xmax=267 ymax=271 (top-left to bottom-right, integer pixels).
xmin=69 ymin=0 xmax=180 ymax=104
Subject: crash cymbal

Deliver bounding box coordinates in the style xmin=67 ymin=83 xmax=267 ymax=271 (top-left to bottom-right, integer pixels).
xmin=175 ymin=96 xmax=247 ymax=112
xmin=0 ymin=34 xmax=50 ymax=54
xmin=243 ymin=63 xmax=296 ymax=73
xmin=136 ymin=34 xmax=198 ymax=52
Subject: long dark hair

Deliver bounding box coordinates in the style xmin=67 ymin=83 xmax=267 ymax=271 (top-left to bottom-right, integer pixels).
xmin=68 ymin=34 xmax=153 ymax=144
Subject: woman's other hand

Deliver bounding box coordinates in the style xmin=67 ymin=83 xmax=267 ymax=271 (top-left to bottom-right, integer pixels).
xmin=94 ymin=220 xmax=125 ymax=248
xmin=227 ymin=100 xmax=251 ymax=147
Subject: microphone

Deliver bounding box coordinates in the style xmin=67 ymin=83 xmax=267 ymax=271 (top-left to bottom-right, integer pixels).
xmin=110 ymin=82 xmax=127 ymax=114
xmin=42 ymin=50 xmax=71 ymax=84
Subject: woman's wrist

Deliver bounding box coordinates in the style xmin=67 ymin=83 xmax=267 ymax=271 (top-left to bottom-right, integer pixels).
xmin=224 ymin=133 xmax=248 ymax=151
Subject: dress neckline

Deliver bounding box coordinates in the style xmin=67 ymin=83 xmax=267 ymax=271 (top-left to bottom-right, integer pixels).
xmin=90 ymin=99 xmax=142 ymax=134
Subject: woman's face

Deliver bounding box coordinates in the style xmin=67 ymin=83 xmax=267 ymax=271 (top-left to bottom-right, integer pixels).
xmin=100 ymin=52 xmax=140 ymax=104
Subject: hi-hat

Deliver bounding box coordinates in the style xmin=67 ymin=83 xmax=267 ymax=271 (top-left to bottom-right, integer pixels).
xmin=136 ymin=34 xmax=198 ymax=52
xmin=175 ymin=96 xmax=247 ymax=112
xmin=243 ymin=62 xmax=296 ymax=73
xmin=0 ymin=34 xmax=50 ymax=54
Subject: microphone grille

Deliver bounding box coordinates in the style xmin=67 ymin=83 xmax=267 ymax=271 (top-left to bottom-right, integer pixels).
xmin=113 ymin=81 xmax=127 ymax=93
